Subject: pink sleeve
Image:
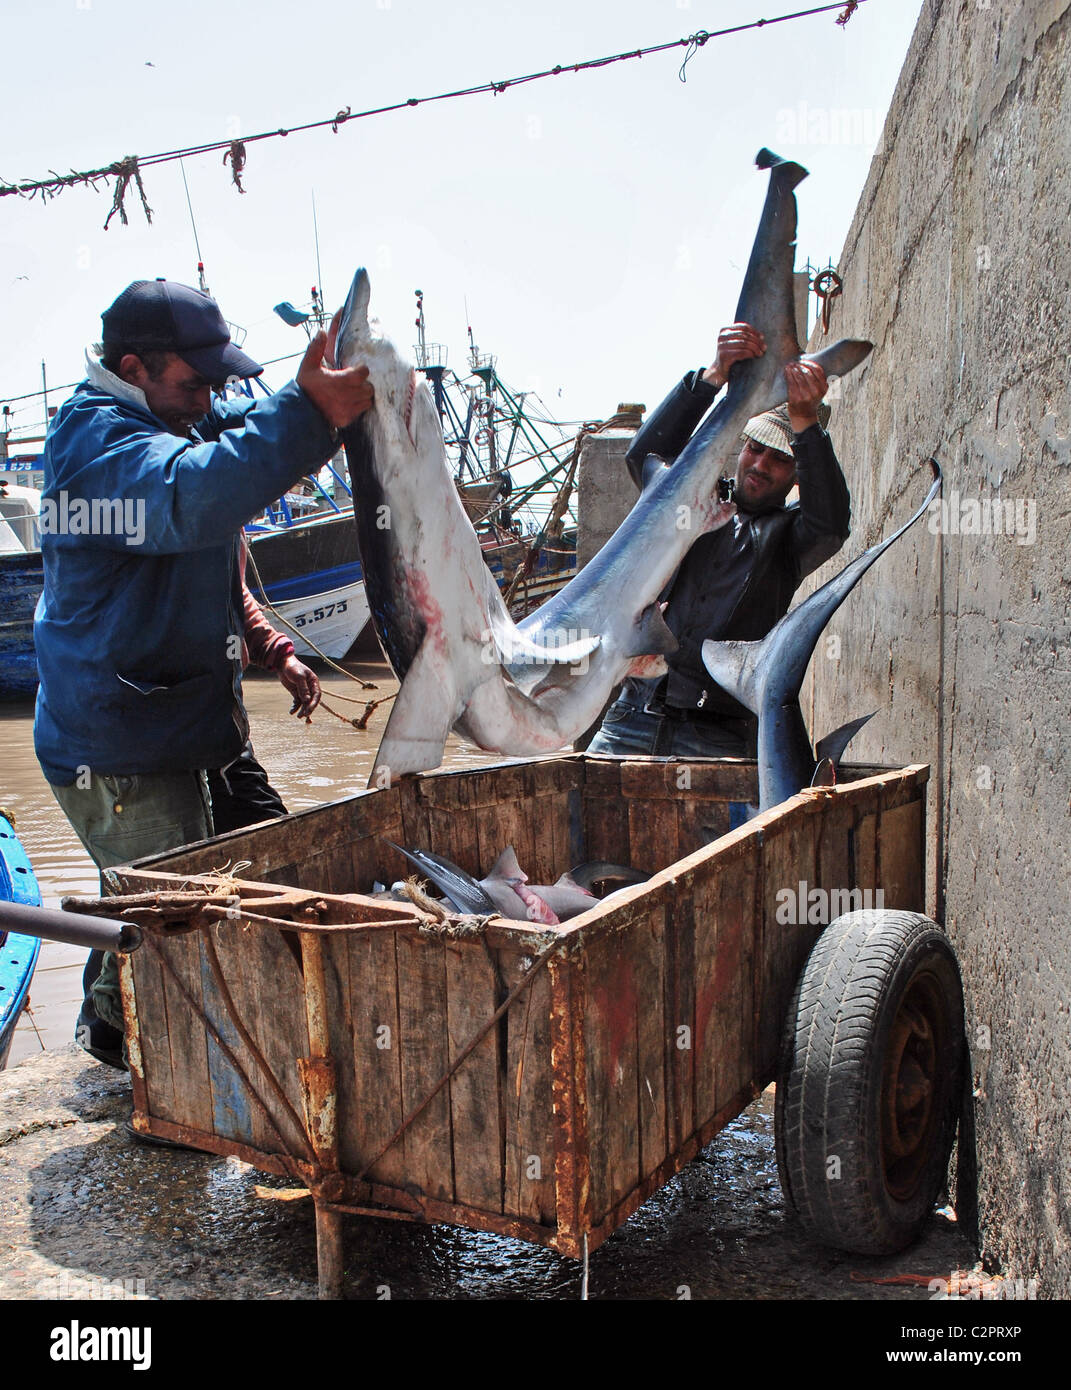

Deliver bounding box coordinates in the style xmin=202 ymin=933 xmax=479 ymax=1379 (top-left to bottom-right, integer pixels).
xmin=241 ymin=581 xmax=295 ymax=671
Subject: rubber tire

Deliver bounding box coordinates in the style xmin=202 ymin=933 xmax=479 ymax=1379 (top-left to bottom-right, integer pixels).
xmin=775 ymin=909 xmax=964 ymax=1255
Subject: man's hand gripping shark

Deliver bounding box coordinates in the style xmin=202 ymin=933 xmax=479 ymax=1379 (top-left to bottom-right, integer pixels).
xmin=334 ymin=149 xmax=873 ymax=787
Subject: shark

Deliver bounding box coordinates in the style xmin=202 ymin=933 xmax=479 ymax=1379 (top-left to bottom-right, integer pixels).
xmin=701 ymin=458 xmax=943 ymax=811
xmin=336 ymin=148 xmax=874 ymax=785
xmin=383 ymin=841 xmax=644 ymax=924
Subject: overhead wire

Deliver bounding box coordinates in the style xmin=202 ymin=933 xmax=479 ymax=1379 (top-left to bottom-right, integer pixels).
xmin=0 ymin=3 xmax=868 ymax=221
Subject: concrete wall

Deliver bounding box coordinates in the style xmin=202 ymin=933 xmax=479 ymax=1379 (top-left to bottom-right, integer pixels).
xmin=803 ymin=0 xmax=1071 ymax=1291
xmin=576 ymin=418 xmax=641 ymax=571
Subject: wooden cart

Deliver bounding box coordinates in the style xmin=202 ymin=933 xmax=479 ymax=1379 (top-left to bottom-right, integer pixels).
xmin=106 ymin=754 xmax=961 ymax=1296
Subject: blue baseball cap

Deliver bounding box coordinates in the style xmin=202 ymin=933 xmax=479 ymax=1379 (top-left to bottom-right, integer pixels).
xmin=102 ymin=279 xmax=263 ymax=384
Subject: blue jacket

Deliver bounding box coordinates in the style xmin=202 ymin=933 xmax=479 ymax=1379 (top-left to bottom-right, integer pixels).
xmin=33 ymin=372 xmax=338 ymax=784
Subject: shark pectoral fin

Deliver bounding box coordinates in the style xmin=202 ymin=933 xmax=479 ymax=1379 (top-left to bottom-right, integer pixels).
xmin=484 ymin=575 xmax=601 ymax=668
xmin=762 ymin=338 xmax=874 ymax=411
xmin=806 ymin=337 xmax=873 ymax=380
xmin=814 ymin=711 xmax=876 ymax=767
xmin=369 ymin=642 xmax=458 ymax=785
xmin=624 ymin=603 xmax=678 ymax=659
xmin=700 ymin=637 xmax=764 ymax=716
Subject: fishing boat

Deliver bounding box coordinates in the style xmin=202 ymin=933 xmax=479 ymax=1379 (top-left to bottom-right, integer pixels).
xmin=245 ymin=504 xmax=371 ymax=661
xmin=0 ymin=479 xmax=43 ymax=702
xmin=0 ymin=809 xmax=42 ymax=1067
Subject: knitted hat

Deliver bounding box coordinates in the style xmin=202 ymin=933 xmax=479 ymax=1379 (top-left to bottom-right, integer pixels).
xmin=743 ymin=399 xmax=832 ymax=456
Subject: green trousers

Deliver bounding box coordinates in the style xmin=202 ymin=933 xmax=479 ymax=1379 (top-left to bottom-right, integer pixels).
xmin=51 ymin=771 xmax=213 ymax=1032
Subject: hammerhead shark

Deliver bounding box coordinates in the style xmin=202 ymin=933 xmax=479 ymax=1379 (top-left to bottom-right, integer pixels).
xmin=702 ymin=458 xmax=942 ymax=811
xmin=336 ymin=149 xmax=873 ymax=784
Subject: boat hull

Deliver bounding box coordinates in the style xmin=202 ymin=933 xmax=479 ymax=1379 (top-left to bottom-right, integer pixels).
xmin=0 ymin=811 xmax=42 ymax=1067
xmin=0 ymin=552 xmax=42 ymax=702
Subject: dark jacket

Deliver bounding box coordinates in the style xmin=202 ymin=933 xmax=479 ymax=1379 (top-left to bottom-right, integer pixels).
xmin=34 ymin=371 xmax=337 ymax=784
xmin=624 ymin=369 xmax=851 ymax=717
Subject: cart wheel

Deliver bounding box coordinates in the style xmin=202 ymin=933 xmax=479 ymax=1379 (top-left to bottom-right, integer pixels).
xmin=775 ymin=909 xmax=964 ymax=1255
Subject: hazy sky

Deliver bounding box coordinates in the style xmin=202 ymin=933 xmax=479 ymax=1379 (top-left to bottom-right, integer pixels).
xmin=1 ymin=0 xmax=922 ymax=436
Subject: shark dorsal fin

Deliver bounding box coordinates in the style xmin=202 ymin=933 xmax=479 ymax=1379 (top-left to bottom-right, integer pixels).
xmin=487 ymin=845 xmax=526 ymax=883
xmin=815 ymin=711 xmax=876 ymax=766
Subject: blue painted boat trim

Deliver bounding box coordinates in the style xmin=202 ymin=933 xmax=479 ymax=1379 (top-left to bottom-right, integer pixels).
xmin=254 ymin=560 xmax=365 ymax=604
xmin=0 ymin=813 xmax=42 ymax=1066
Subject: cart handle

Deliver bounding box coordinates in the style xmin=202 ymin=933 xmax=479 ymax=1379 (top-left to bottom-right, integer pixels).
xmin=0 ymin=900 xmax=142 ymax=953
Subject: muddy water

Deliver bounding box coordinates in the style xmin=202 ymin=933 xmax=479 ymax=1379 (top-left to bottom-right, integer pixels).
xmin=0 ymin=658 xmax=499 ymax=1062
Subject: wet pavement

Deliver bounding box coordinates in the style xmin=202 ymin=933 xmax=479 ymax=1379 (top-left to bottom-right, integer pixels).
xmin=0 ymin=1046 xmax=976 ymax=1302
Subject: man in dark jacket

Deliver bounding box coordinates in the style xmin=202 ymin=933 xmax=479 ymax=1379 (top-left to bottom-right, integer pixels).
xmin=34 ymin=278 xmax=373 ymax=1067
xmin=587 ymin=322 xmax=849 ymax=759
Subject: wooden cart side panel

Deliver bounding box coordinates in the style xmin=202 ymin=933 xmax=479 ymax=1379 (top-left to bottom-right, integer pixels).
xmin=627 ymin=795 xmax=680 ymax=885
xmin=580 ymin=915 xmax=643 ymax=1223
xmin=125 ymin=940 xmax=177 ymax=1127
xmin=634 ymin=904 xmax=668 ymax=1183
xmin=676 ymin=795 xmax=731 ymax=861
xmin=550 ymin=951 xmax=586 ymax=1251
xmin=129 ymin=790 xmax=398 ymax=882
xmin=816 ymin=791 xmax=856 ymax=907
xmin=871 ymin=796 xmax=925 ymax=911
xmin=582 ymin=787 xmax=630 ymax=868
xmin=320 ymin=929 xmax=356 ymax=1166
xmin=502 ymin=947 xmax=557 ymax=1224
xmin=693 ymin=843 xmax=760 ymax=1126
xmin=663 ymin=883 xmax=695 ymax=1153
xmin=395 ymin=931 xmax=454 ymax=1202
xmin=339 ymin=928 xmax=407 ymax=1188
xmin=755 ymin=813 xmax=820 ymax=1080
xmin=201 ymin=919 xmax=310 ymax=1156
xmin=444 ymin=937 xmax=504 ymax=1214
xmin=618 ymin=759 xmax=758 ymax=805
xmin=423 ymin=776 xmax=480 ymax=878
xmin=471 ymin=766 xmax=538 ymax=887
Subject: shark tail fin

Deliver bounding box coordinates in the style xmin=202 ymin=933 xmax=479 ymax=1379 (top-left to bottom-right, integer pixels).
xmin=382 ymin=840 xmax=496 ymax=915
xmin=754 ymin=146 xmax=808 ymax=187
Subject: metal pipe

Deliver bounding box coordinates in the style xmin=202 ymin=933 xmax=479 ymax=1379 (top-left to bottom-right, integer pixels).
xmin=0 ymin=900 xmax=142 ymax=953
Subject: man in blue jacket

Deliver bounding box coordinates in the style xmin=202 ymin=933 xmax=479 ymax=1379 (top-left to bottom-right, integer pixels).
xmin=34 ymin=278 xmax=373 ymax=1070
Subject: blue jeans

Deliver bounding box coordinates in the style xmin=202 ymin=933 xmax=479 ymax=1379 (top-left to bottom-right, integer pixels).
xmin=587 ymin=695 xmax=756 ymax=759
